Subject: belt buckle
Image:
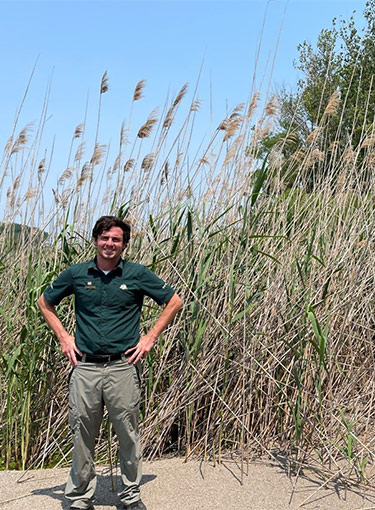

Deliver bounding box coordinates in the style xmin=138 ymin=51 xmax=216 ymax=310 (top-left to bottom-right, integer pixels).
xmin=104 ymin=354 xmax=111 ymax=362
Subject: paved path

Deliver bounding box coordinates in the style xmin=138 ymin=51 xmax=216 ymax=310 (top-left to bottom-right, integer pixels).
xmin=0 ymin=458 xmax=375 ymax=509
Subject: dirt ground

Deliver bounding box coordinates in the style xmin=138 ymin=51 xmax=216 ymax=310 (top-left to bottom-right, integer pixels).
xmin=1 ymin=457 xmax=375 ymax=510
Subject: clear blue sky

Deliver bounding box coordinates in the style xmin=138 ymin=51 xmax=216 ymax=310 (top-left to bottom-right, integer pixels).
xmin=0 ymin=0 xmax=366 ymax=215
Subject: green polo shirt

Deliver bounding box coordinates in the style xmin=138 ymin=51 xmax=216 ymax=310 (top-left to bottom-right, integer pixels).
xmin=43 ymin=258 xmax=175 ymax=354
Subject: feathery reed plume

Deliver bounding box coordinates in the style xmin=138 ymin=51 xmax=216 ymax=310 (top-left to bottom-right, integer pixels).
xmin=5 ymin=136 xmax=13 ymax=153
xmin=217 ymin=119 xmax=229 ymax=131
xmin=24 ymin=188 xmax=37 ymax=201
xmin=74 ymin=142 xmax=86 ymax=162
xmin=265 ymin=95 xmax=279 ymax=117
xmin=223 ymin=147 xmax=237 ymax=165
xmin=60 ymin=188 xmax=72 ymax=208
xmin=137 ymin=109 xmax=158 ymax=138
xmin=173 ymin=83 xmax=188 ymax=107
xmin=58 ymin=168 xmax=74 ymax=184
xmin=190 ymin=99 xmax=202 ymax=112
xmin=124 ymin=159 xmax=135 ymax=172
xmin=120 ymin=121 xmax=126 ymax=146
xmin=90 ymin=143 xmax=106 ymax=165
xmin=141 ymin=153 xmax=155 ymax=171
xmin=324 ymin=90 xmax=340 ymax=116
xmin=38 ymin=158 xmax=46 ymax=174
xmin=74 ymin=123 xmax=84 ymax=138
xmin=163 ymin=160 xmax=169 ymax=181
xmin=11 ymin=123 xmax=33 ymax=154
xmin=174 ymin=151 xmax=183 ymax=171
xmin=231 ymin=103 xmax=245 ymax=117
xmin=223 ymin=115 xmax=243 ymax=141
xmin=75 ymin=162 xmax=92 ymax=191
xmin=133 ymin=79 xmax=146 ymax=101
xmin=247 ymin=91 xmax=261 ymax=118
xmin=113 ymin=155 xmax=120 ymax=173
xmin=361 ymin=135 xmax=375 ymax=148
xmin=306 ymin=127 xmax=323 ymax=144
xmin=306 ymin=148 xmax=325 ymax=168
xmin=100 ymin=71 xmax=109 ymax=94
xmin=12 ymin=176 xmax=21 ymax=191
xmin=163 ymin=85 xmax=187 ymax=128
xmin=162 ymin=82 xmax=188 ymax=128
xmin=342 ymin=144 xmax=356 ymax=165
xmin=289 ymin=149 xmax=305 ymax=164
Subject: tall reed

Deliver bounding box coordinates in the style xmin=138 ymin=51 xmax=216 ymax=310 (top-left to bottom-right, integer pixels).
xmin=0 ymin=72 xmax=374 ymax=485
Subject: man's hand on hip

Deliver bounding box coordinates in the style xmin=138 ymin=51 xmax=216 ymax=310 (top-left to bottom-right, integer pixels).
xmin=60 ymin=334 xmax=82 ymax=366
xmin=125 ymin=334 xmax=155 ymax=364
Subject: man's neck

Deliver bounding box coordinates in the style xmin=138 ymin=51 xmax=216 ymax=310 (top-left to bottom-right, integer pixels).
xmin=96 ymin=256 xmax=121 ymax=273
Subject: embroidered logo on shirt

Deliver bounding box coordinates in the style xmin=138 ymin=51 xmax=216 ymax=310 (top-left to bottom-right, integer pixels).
xmin=120 ymin=284 xmax=128 ymax=290
xmin=85 ymin=280 xmax=96 ymax=289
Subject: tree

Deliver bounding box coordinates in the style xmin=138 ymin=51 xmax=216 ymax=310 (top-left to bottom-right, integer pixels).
xmin=273 ymin=0 xmax=375 ymax=189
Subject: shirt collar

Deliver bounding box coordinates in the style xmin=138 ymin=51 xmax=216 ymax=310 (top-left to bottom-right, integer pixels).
xmin=88 ymin=257 xmax=125 ymax=275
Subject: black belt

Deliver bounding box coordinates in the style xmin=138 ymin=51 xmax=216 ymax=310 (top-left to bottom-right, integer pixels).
xmin=77 ymin=353 xmax=123 ymax=363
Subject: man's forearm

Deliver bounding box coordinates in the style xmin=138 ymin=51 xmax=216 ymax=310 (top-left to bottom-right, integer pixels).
xmin=147 ymin=293 xmax=183 ymax=340
xmin=37 ymin=294 xmax=69 ymax=342
xmin=37 ymin=294 xmax=81 ymax=365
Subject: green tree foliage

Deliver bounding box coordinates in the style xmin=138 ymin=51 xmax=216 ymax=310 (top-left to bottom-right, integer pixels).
xmin=274 ymin=0 xmax=375 ymax=188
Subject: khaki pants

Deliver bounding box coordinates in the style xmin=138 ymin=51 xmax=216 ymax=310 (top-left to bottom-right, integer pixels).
xmin=65 ymin=356 xmax=142 ymax=509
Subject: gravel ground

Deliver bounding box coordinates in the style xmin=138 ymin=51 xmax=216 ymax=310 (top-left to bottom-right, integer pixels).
xmin=0 ymin=458 xmax=375 ymax=510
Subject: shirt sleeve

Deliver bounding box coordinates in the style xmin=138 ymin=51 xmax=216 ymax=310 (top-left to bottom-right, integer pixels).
xmin=43 ymin=268 xmax=73 ymax=305
xmin=140 ymin=266 xmax=176 ymax=305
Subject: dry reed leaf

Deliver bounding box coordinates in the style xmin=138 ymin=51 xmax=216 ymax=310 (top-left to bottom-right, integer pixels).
xmin=306 ymin=127 xmax=323 ymax=144
xmin=100 ymin=71 xmax=109 ymax=94
xmin=361 ymin=135 xmax=375 ymax=148
xmin=247 ymin=91 xmax=261 ymax=118
xmin=190 ymin=99 xmax=202 ymax=112
xmin=124 ymin=159 xmax=135 ymax=172
xmin=133 ymin=79 xmax=146 ymax=101
xmin=141 ymin=153 xmax=155 ymax=171
xmin=90 ymin=143 xmax=106 ymax=165
xmin=52 ymin=188 xmax=59 ymax=203
xmin=265 ymin=96 xmax=279 ymax=117
xmin=74 ymin=123 xmax=84 ymax=138
xmin=324 ymin=90 xmax=340 ymax=116
xmin=74 ymin=142 xmax=86 ymax=161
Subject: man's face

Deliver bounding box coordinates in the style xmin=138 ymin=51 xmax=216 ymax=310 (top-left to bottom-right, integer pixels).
xmin=94 ymin=226 xmax=126 ymax=263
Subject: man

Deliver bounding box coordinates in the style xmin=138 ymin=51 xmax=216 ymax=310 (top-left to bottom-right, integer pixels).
xmin=38 ymin=216 xmax=182 ymax=510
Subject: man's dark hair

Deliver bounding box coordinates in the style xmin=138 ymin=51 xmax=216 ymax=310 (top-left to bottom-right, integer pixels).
xmin=92 ymin=216 xmax=131 ymax=245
